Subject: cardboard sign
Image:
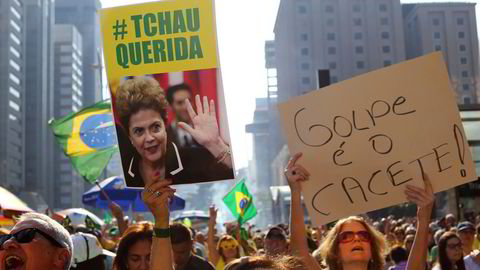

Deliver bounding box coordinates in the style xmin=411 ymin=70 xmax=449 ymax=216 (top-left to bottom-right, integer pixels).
xmin=277 ymin=53 xmax=477 ymax=225
xmin=100 ymin=0 xmax=234 ymax=188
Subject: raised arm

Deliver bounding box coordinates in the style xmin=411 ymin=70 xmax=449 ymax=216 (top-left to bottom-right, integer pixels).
xmin=143 ymin=179 xmax=176 ymax=270
xmin=207 ymin=205 xmax=220 ymax=266
xmin=285 ymin=153 xmax=322 ymax=270
xmin=405 ymin=174 xmax=434 ymax=270
xmin=108 ymin=202 xmax=128 ymax=236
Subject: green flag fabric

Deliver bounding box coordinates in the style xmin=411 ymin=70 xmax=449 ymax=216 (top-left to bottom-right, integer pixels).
xmin=48 ymin=99 xmax=118 ymax=183
xmin=223 ymin=178 xmax=257 ymax=225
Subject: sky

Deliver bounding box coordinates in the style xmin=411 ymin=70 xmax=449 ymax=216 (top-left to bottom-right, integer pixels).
xmin=100 ymin=0 xmax=480 ymax=170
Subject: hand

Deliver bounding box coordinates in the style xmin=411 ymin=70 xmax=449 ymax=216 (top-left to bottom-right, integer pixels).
xmin=179 ymin=95 xmax=220 ymax=147
xmin=143 ymin=179 xmax=176 ymax=222
xmin=108 ymin=202 xmax=123 ymax=218
xmin=284 ymin=152 xmax=311 ymax=192
xmin=209 ymin=205 xmax=217 ymax=225
xmin=404 ymin=174 xmax=434 ymax=223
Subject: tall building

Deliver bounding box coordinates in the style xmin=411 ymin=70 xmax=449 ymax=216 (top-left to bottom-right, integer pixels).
xmin=403 ymin=3 xmax=479 ymax=105
xmin=53 ymin=25 xmax=84 ymax=209
xmin=55 ymin=0 xmax=103 ymax=106
xmin=274 ymin=0 xmax=406 ymax=102
xmin=0 ymin=0 xmax=26 ymax=192
xmin=24 ymin=0 xmax=55 ymax=209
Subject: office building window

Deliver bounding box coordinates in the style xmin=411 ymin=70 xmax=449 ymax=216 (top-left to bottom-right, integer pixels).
xmin=10 ymin=20 xmax=21 ymax=33
xmin=434 ymin=32 xmax=440 ymax=39
xmin=301 ymin=48 xmax=309 ymax=55
xmin=301 ymin=33 xmax=308 ymax=41
xmin=356 ymin=61 xmax=365 ymax=69
xmin=464 ymin=97 xmax=471 ymax=104
xmin=353 ymin=18 xmax=362 ymax=26
xmin=9 ymin=73 xmax=20 ymax=85
xmin=327 ymin=33 xmax=335 ymax=41
xmin=433 ymin=18 xmax=440 ymax=26
xmin=460 ymin=57 xmax=467 ymax=64
xmin=326 ymin=18 xmax=334 ymax=26
xmin=302 ymin=77 xmax=311 ymax=84
xmin=10 ymin=6 xmax=21 ymax=20
xmin=463 ymin=84 xmax=469 ymax=91
xmin=298 ymin=5 xmax=307 ymax=14
xmin=354 ymin=32 xmax=362 ymax=40
xmin=380 ymin=17 xmax=389 ymax=25
xmin=325 ymin=5 xmax=334 ymax=13
xmin=457 ymin=18 xmax=464 ymax=25
xmin=459 ymin=44 xmax=466 ymax=52
xmin=381 ymin=32 xmax=389 ymax=39
xmin=328 ymin=47 xmax=336 ymax=55
xmin=9 ymin=114 xmax=17 ymax=121
xmin=9 ymin=87 xmax=20 ymax=98
xmin=382 ymin=46 xmax=391 ymax=53
xmin=9 ymin=59 xmax=20 ymax=71
xmin=10 ymin=33 xmax=21 ymax=45
xmin=301 ymin=63 xmax=310 ymax=70
xmin=9 ymin=100 xmax=20 ymax=111
xmin=353 ymin=4 xmax=361 ymax=12
xmin=379 ymin=4 xmax=387 ymax=12
xmin=355 ymin=46 xmax=364 ymax=54
xmin=435 ymin=45 xmax=442 ymax=51
xmin=462 ymin=71 xmax=468 ymax=78
xmin=458 ymin=32 xmax=465 ymax=39
xmin=383 ymin=60 xmax=392 ymax=66
xmin=329 ymin=62 xmax=337 ymax=69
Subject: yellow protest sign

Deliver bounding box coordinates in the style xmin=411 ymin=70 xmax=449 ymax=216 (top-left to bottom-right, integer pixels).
xmin=277 ymin=52 xmax=477 ymax=225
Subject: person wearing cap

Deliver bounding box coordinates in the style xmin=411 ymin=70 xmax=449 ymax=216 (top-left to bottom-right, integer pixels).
xmin=0 ymin=212 xmax=73 ymax=270
xmin=264 ymin=227 xmax=289 ymax=257
xmin=170 ymin=223 xmax=214 ymax=270
xmin=458 ymin=221 xmax=476 ymax=254
xmin=70 ymin=232 xmax=116 ymax=270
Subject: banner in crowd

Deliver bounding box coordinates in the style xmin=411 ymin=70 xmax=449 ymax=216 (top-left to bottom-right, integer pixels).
xmin=277 ymin=52 xmax=477 ymax=225
xmin=100 ymin=0 xmax=235 ymax=188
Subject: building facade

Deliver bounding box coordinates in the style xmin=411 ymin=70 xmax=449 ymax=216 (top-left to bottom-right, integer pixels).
xmin=0 ymin=0 xmax=26 ymax=192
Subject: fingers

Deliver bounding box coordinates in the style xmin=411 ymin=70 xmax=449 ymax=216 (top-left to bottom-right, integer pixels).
xmin=287 ymin=152 xmax=303 ymax=169
xmin=203 ymin=96 xmax=209 ymax=115
xmin=422 ymin=173 xmax=434 ymax=194
xmin=195 ymin=94 xmax=203 ymax=115
xmin=178 ymin=122 xmax=195 ymax=134
xmin=210 ymin=99 xmax=216 ymax=117
xmin=185 ymin=98 xmax=196 ymax=120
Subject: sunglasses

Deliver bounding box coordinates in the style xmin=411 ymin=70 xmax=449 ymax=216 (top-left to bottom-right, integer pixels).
xmin=0 ymin=228 xmax=64 ymax=250
xmin=446 ymin=242 xmax=462 ymax=250
xmin=338 ymin=231 xmax=371 ymax=243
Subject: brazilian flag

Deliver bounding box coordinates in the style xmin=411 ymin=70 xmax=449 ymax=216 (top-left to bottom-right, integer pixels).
xmin=223 ymin=178 xmax=257 ymax=225
xmin=48 ymin=99 xmax=118 ymax=183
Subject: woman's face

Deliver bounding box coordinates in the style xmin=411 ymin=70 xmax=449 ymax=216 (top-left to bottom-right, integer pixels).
xmin=445 ymin=237 xmax=463 ymax=263
xmin=338 ymin=221 xmax=372 ymax=265
xmin=126 ymin=239 xmax=151 ymax=270
xmin=129 ymin=109 xmax=167 ymax=163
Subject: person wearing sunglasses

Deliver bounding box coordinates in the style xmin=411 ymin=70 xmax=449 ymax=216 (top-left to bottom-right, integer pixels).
xmin=0 ymin=212 xmax=73 ymax=270
xmin=283 ymin=152 xmax=435 ymax=270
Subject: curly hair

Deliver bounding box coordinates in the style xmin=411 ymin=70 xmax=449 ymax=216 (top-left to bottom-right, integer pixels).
xmin=115 ymin=76 xmax=168 ymax=133
xmin=318 ymin=216 xmax=388 ymax=270
xmin=224 ymin=255 xmax=307 ymax=270
xmin=113 ymin=223 xmax=153 ymax=270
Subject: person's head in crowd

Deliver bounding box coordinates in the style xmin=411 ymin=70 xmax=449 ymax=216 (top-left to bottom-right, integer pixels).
xmin=404 ymin=226 xmax=416 ymax=236
xmin=0 ymin=213 xmax=73 ymax=270
xmin=475 ymin=215 xmax=480 ymax=226
xmin=403 ymin=234 xmax=414 ymax=254
xmin=71 ymin=232 xmax=116 ymax=270
xmin=217 ymin=235 xmax=241 ymax=262
xmin=434 ymin=229 xmax=446 ymax=245
xmin=445 ymin=214 xmax=457 ymax=229
xmin=436 ymin=232 xmax=466 ymax=270
xmin=224 ymin=255 xmax=307 ymax=270
xmin=476 ymin=223 xmax=480 ymax=241
xmin=390 ymin=245 xmax=408 ymax=265
xmin=393 ymin=227 xmax=405 ymax=243
xmin=311 ymin=229 xmax=321 ymax=246
xmin=319 ymin=216 xmax=387 ymax=270
xmin=253 ymin=235 xmax=264 ymax=250
xmin=264 ymin=227 xmax=289 ymax=257
xmin=170 ymin=223 xmax=194 ymax=270
xmin=195 ymin=232 xmax=206 ymax=245
xmin=113 ymin=222 xmax=153 ymax=270
xmin=166 ymin=83 xmax=193 ymax=123
xmin=456 ymin=221 xmax=475 ymax=254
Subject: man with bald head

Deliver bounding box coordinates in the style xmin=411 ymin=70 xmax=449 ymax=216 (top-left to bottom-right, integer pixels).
xmin=0 ymin=212 xmax=73 ymax=270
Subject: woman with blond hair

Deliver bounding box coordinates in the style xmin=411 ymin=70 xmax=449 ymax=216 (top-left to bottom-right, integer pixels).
xmin=284 ymin=152 xmax=435 ymax=270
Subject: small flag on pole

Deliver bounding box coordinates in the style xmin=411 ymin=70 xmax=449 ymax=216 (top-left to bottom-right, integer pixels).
xmin=223 ymin=178 xmax=257 ymax=225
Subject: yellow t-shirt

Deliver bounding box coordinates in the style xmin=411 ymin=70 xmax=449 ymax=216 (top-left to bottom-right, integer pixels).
xmin=216 ymin=257 xmax=225 ymax=270
xmin=473 ymin=236 xmax=480 ymax=250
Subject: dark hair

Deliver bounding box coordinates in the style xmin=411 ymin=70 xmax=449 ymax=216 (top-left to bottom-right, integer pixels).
xmin=166 ymin=83 xmax=192 ymax=104
xmin=224 ymin=255 xmax=307 ymax=270
xmin=71 ymin=255 xmax=105 ymax=270
xmin=115 ymin=77 xmax=168 ymax=133
xmin=113 ymin=223 xmax=153 ymax=270
xmin=170 ymin=223 xmax=192 ymax=244
xmin=390 ymin=246 xmax=408 ymax=264
xmin=436 ymin=232 xmax=466 ymax=270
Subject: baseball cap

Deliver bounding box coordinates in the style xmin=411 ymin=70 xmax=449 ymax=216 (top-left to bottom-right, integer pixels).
xmin=71 ymin=232 xmax=115 ymax=267
xmin=265 ymin=227 xmax=287 ymax=241
xmin=457 ymin=221 xmax=475 ymax=232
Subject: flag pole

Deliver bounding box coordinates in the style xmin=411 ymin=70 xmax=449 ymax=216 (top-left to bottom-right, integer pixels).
xmin=95 ymin=180 xmax=112 ymax=202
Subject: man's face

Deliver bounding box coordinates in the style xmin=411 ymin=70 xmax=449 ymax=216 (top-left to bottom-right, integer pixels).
xmin=0 ymin=220 xmax=65 ymax=270
xmin=458 ymin=230 xmax=475 ymax=252
xmin=171 ymin=89 xmax=192 ymax=123
xmin=172 ymin=241 xmax=192 ymax=270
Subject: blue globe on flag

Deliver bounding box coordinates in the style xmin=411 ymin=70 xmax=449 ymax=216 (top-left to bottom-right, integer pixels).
xmin=80 ymin=114 xmax=117 ymax=150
